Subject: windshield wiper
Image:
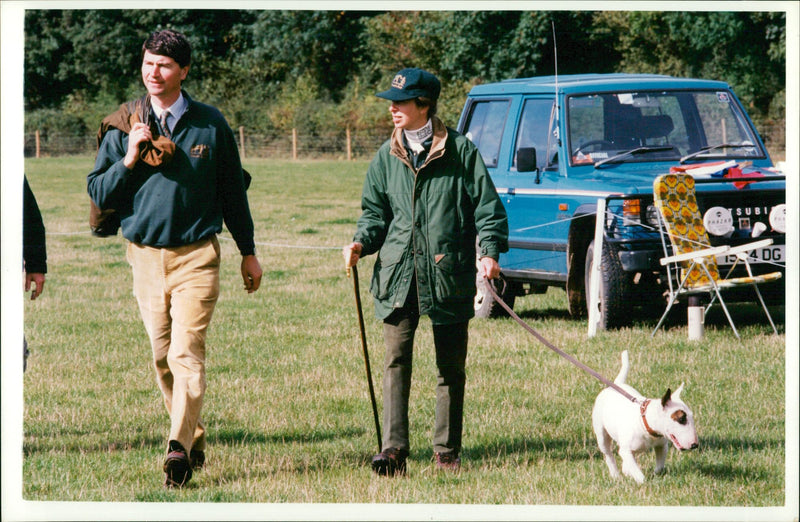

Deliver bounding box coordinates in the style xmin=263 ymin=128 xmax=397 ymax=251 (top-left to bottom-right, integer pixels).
xmin=594 ymin=146 xmax=675 ymax=168
xmin=679 ymin=142 xmax=754 ymax=164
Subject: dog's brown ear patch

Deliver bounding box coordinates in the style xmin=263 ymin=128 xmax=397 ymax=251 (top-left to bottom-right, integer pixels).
xmin=671 ymin=409 xmax=688 ymax=425
xmin=661 ymin=388 xmax=672 ymax=407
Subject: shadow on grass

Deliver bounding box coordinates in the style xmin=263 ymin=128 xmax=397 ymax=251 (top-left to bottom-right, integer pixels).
xmin=514 ymin=301 xmax=785 ymax=332
xmin=688 ymin=435 xmax=783 ymax=483
xmin=23 ymin=432 xmax=165 ymax=456
xmin=693 ymin=461 xmax=774 ymax=483
xmin=696 ymin=435 xmax=784 ymax=453
xmin=669 ymin=303 xmax=785 ymax=330
xmin=213 ymin=426 xmax=367 ymax=445
xmin=513 ymin=307 xmax=575 ymax=322
xmin=23 ymin=424 xmax=369 ymax=456
xmin=445 ymin=436 xmax=593 ymax=464
xmin=511 ymin=301 xmax=785 ymax=339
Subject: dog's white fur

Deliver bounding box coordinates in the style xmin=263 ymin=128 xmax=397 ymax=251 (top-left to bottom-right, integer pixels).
xmin=592 ymin=350 xmax=698 ymax=483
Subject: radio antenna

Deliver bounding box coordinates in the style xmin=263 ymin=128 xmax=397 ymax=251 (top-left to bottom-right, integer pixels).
xmin=552 ymin=20 xmax=559 ymax=97
xmin=551 ymin=21 xmax=562 ymax=152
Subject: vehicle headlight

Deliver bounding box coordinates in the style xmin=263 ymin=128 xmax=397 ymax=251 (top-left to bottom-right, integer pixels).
xmin=645 ymin=204 xmax=660 ymax=227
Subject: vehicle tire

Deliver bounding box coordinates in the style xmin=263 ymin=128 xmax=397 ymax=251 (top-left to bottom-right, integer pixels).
xmin=584 ymin=240 xmax=634 ymax=329
xmin=474 ymin=274 xmax=516 ymax=318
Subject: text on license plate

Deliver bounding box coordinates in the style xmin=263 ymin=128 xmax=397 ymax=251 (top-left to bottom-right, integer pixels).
xmin=716 ymin=244 xmax=785 ymax=265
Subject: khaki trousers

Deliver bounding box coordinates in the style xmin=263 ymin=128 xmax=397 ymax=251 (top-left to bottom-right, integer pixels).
xmin=127 ymin=236 xmax=220 ymax=453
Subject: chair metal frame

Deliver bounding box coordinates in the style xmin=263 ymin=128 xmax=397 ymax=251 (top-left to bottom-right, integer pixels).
xmin=651 ymin=173 xmax=780 ymax=339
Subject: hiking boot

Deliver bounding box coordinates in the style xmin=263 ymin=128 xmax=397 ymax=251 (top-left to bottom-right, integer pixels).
xmin=371 ymin=447 xmax=408 ymax=476
xmin=163 ymin=441 xmax=192 ymax=488
xmin=190 ymin=449 xmax=205 ymax=470
xmin=435 ymin=451 xmax=461 ymax=471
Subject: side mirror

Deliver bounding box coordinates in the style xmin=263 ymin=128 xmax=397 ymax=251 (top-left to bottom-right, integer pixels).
xmin=517 ymin=147 xmax=538 ymax=173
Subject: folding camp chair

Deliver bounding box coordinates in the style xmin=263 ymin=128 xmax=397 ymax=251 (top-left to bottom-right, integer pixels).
xmin=651 ymin=173 xmax=781 ymax=339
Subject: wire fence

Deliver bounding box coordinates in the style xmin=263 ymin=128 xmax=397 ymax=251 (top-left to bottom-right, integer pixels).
xmin=24 ymin=120 xmax=786 ymax=162
xmin=24 ymin=127 xmax=389 ymax=160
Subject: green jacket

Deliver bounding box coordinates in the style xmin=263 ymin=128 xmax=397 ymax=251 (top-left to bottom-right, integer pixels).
xmin=354 ymin=117 xmax=508 ymax=324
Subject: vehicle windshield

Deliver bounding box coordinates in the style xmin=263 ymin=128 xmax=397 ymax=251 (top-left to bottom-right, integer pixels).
xmin=566 ymin=90 xmax=764 ymax=167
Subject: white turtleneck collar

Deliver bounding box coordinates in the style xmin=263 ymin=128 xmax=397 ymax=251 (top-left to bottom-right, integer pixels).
xmin=404 ymin=119 xmax=433 ymax=153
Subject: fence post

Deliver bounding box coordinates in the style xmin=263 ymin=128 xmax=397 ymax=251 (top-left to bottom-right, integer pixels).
xmin=35 ymin=130 xmax=41 ymax=158
xmin=346 ymin=126 xmax=352 ymax=161
xmin=239 ymin=126 xmax=246 ymax=159
xmin=292 ymin=128 xmax=298 ymax=160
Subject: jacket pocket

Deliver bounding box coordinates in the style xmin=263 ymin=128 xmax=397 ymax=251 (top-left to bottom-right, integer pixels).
xmin=433 ymin=249 xmax=476 ymax=303
xmin=371 ymin=249 xmax=404 ymax=300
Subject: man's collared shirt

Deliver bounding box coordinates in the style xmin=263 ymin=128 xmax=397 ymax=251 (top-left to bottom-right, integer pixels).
xmin=152 ymin=93 xmax=188 ymax=135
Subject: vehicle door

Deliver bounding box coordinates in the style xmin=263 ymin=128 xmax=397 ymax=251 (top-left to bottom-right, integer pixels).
xmin=503 ymin=97 xmax=569 ymax=279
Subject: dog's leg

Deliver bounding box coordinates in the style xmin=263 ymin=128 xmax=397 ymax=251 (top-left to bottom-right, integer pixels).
xmin=593 ymin=424 xmax=621 ymax=479
xmin=619 ymin=448 xmax=646 ymax=484
xmin=653 ymin=442 xmax=668 ymax=475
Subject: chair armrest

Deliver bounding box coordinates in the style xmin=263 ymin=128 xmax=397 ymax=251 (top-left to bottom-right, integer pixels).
xmin=660 ymin=245 xmax=730 ymax=266
xmin=725 ymin=238 xmax=774 ymax=258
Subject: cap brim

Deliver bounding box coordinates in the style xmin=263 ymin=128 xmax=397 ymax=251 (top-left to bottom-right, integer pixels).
xmin=375 ymin=88 xmax=427 ymax=101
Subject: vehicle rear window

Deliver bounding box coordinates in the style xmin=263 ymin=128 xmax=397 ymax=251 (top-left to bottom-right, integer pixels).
xmin=462 ymin=99 xmax=510 ymax=168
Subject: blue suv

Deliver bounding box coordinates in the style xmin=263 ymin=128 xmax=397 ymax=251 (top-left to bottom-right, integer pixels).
xmin=458 ymin=74 xmax=786 ymax=328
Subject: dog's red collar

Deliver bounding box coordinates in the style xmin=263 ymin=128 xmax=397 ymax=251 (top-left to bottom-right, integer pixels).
xmin=640 ymin=399 xmax=663 ymax=438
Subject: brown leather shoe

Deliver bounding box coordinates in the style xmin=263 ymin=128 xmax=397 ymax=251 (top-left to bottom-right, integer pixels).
xmin=435 ymin=451 xmax=461 ymax=471
xmin=190 ymin=449 xmax=205 ymax=470
xmin=163 ymin=441 xmax=192 ymax=488
xmin=371 ymin=447 xmax=408 ymax=476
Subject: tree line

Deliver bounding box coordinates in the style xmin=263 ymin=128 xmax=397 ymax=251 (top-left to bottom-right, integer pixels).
xmin=24 ymin=9 xmax=786 ymax=146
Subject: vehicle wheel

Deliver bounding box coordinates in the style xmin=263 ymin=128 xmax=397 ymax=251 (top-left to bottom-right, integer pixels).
xmin=474 ymin=274 xmax=516 ymax=318
xmin=584 ymin=240 xmax=634 ymax=329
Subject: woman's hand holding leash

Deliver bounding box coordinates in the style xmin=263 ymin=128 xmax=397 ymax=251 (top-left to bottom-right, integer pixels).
xmin=479 ymin=256 xmax=500 ymax=279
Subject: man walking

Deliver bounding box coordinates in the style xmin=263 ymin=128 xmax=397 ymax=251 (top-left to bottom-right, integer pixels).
xmin=23 ymin=175 xmax=47 ymax=372
xmin=343 ymin=68 xmax=508 ymax=475
xmin=88 ymin=29 xmax=262 ymax=487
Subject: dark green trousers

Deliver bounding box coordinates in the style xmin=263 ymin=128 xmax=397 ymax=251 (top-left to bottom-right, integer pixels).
xmin=381 ymin=299 xmax=469 ymax=455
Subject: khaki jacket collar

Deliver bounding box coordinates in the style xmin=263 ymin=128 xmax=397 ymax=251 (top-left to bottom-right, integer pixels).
xmin=389 ymin=116 xmax=448 ymax=173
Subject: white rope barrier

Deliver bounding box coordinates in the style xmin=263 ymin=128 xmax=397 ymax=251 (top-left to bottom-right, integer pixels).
xmin=43 ymin=204 xmax=786 ymax=269
xmin=219 ymin=235 xmax=340 ymax=251
xmin=44 ymin=230 xmax=342 ymax=251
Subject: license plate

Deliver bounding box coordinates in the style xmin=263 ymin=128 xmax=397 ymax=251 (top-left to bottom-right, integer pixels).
xmin=717 ymin=244 xmax=785 ymax=266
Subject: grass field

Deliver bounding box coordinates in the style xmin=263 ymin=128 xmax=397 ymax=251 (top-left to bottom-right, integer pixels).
xmin=11 ymin=157 xmax=795 ymax=520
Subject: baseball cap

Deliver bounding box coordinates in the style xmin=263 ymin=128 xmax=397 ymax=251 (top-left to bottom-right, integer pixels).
xmin=376 ymin=68 xmax=441 ymax=102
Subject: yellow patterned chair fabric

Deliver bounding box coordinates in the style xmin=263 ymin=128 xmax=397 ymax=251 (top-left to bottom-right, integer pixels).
xmin=651 ymin=173 xmax=781 ymax=338
xmin=653 ymin=173 xmax=719 ymax=289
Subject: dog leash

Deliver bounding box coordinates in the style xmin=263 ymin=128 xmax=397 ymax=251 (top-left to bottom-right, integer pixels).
xmin=484 ymin=277 xmax=641 ymax=404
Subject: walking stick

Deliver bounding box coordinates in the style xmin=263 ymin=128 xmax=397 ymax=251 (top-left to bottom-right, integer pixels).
xmin=348 ymin=264 xmax=382 ymax=453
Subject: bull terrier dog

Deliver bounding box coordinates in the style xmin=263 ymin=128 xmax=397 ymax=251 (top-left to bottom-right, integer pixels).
xmin=592 ymin=350 xmax=698 ymax=483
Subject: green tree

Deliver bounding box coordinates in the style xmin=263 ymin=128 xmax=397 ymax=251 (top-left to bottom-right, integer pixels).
xmin=231 ymin=11 xmax=373 ymax=102
xmin=24 ymin=10 xmax=254 ymax=111
xmin=597 ymin=11 xmax=785 ymax=123
xmin=23 ymin=9 xmax=784 ymax=148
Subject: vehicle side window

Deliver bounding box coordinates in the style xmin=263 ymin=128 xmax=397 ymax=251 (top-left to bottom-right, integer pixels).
xmin=462 ymin=99 xmax=509 ymax=168
xmin=514 ymin=98 xmax=556 ymax=171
